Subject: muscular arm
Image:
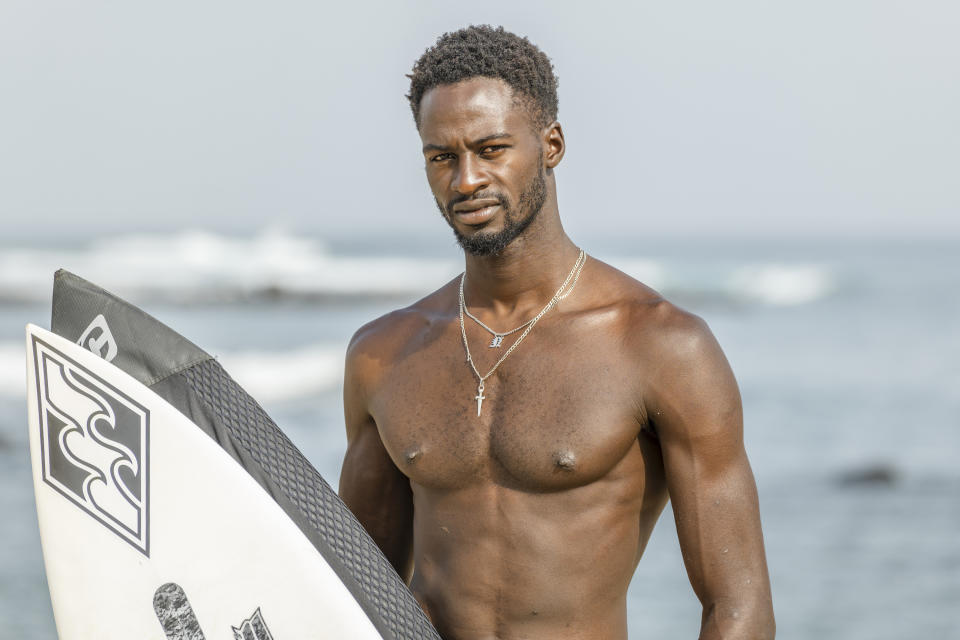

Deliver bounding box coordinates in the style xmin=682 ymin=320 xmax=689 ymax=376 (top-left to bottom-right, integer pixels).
xmin=646 ymin=310 xmax=775 ymax=640
xmin=338 ymin=331 xmax=415 ymax=582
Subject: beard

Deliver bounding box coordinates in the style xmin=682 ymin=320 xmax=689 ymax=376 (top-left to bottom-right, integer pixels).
xmin=436 ymin=162 xmax=547 ymax=257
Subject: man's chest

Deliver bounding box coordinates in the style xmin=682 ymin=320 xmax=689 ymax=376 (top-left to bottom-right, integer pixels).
xmin=367 ymin=327 xmax=643 ymax=492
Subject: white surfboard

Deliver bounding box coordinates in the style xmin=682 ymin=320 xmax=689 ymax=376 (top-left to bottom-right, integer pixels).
xmin=26 ymin=271 xmax=439 ymax=640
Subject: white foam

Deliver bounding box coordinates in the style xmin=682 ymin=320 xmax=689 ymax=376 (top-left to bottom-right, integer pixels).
xmin=0 ymin=229 xmax=457 ymax=303
xmin=588 ymin=254 xmax=834 ymax=306
xmin=215 ymin=344 xmax=345 ymax=403
xmin=0 ymin=231 xmax=836 ymax=308
xmin=0 ymin=342 xmax=25 ymax=398
xmin=726 ymin=264 xmax=834 ymax=306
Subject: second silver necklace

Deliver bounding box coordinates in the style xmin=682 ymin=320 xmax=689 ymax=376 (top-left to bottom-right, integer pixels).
xmin=458 ymin=249 xmax=587 ymax=416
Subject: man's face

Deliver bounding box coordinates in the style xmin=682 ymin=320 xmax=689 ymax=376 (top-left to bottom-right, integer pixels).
xmin=418 ymin=78 xmax=547 ymax=256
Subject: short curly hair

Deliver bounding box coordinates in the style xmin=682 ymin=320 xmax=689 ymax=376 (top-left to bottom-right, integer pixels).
xmin=407 ymin=25 xmax=559 ymax=130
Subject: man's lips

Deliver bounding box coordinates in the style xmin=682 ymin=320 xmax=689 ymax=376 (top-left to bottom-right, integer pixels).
xmin=452 ymin=199 xmax=500 ymax=225
xmin=453 ymin=204 xmax=499 ymax=225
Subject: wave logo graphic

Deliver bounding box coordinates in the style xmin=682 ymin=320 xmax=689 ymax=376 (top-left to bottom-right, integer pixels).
xmin=232 ymin=608 xmax=274 ymax=640
xmin=32 ymin=336 xmax=150 ymax=555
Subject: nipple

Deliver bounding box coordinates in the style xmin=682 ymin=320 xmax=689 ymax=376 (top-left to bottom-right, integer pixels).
xmin=553 ymin=450 xmax=576 ymax=472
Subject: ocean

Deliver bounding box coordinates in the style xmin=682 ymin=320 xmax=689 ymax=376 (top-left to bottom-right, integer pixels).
xmin=0 ymin=230 xmax=957 ymax=639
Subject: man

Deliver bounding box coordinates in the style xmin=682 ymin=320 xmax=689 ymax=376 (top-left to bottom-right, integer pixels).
xmin=340 ymin=25 xmax=774 ymax=640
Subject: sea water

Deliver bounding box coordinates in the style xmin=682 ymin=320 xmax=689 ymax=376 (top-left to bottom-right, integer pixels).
xmin=0 ymin=230 xmax=957 ymax=639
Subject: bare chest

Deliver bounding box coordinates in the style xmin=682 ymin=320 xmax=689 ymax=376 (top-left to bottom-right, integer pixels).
xmin=368 ymin=326 xmax=641 ymax=491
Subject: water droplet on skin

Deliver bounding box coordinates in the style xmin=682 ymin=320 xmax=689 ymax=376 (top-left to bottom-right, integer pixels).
xmin=722 ymin=548 xmax=729 ymax=554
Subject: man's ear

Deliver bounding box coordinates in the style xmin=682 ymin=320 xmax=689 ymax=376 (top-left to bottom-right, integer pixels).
xmin=543 ymin=121 xmax=565 ymax=170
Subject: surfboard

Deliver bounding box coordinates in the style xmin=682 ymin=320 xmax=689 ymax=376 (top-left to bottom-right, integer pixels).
xmin=26 ymin=270 xmax=439 ymax=640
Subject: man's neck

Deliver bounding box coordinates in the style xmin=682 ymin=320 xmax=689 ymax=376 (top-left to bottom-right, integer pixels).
xmin=461 ymin=213 xmax=580 ymax=319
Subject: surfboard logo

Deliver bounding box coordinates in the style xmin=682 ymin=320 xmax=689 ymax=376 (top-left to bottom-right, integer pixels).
xmin=77 ymin=313 xmax=118 ymax=362
xmin=32 ymin=336 xmax=150 ymax=556
xmin=232 ymin=607 xmax=274 ymax=640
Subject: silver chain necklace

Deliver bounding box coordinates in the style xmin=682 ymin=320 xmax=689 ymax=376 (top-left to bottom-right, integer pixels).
xmin=458 ymin=249 xmax=586 ymax=416
xmin=463 ymin=305 xmax=536 ymax=348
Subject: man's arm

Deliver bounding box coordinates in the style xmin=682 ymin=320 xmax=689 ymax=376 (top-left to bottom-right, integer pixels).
xmin=338 ymin=329 xmax=415 ymax=582
xmin=646 ymin=309 xmax=775 ymax=640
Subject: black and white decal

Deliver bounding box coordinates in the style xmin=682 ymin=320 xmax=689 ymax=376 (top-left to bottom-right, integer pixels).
xmin=77 ymin=313 xmax=118 ymax=362
xmin=232 ymin=607 xmax=275 ymax=640
xmin=32 ymin=336 xmax=150 ymax=555
xmin=153 ymin=583 xmax=206 ymax=640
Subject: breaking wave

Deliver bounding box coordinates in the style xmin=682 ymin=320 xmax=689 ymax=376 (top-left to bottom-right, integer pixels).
xmin=0 ymin=230 xmax=836 ymax=307
xmin=0 ymin=229 xmax=457 ymax=304
xmin=612 ymin=258 xmax=835 ymax=307
xmin=726 ymin=264 xmax=835 ymax=306
xmin=215 ymin=344 xmax=345 ymax=403
xmin=0 ymin=342 xmax=24 ymax=400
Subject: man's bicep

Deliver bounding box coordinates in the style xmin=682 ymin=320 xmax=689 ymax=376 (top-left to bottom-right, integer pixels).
xmin=339 ymin=345 xmax=414 ymax=581
xmin=339 ymin=415 xmax=414 ymax=579
xmin=648 ymin=316 xmax=774 ymax=636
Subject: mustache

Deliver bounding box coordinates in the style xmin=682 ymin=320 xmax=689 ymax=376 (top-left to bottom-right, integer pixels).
xmin=445 ymin=191 xmax=509 ymax=215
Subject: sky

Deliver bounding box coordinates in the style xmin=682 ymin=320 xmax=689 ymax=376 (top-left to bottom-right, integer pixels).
xmin=1 ymin=0 xmax=958 ymax=242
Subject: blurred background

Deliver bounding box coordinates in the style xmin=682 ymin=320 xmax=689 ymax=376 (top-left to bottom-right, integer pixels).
xmin=1 ymin=1 xmax=957 ymax=638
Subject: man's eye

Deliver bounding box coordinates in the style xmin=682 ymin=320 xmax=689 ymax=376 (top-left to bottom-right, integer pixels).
xmin=431 ymin=153 xmax=453 ymax=162
xmin=481 ymin=146 xmax=507 ymax=155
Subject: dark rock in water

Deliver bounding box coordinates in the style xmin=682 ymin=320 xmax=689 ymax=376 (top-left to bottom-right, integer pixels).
xmin=835 ymin=463 xmax=898 ymax=487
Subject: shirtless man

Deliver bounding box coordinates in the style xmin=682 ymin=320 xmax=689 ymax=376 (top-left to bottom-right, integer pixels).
xmin=340 ymin=25 xmax=775 ymax=640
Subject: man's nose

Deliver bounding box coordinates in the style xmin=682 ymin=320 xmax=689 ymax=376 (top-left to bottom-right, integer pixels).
xmin=451 ymin=154 xmax=488 ymax=195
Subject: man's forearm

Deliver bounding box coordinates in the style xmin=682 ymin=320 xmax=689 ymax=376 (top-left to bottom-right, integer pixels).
xmin=699 ymin=598 xmax=775 ymax=640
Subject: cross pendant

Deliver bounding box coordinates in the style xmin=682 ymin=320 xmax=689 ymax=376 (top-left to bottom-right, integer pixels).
xmin=489 ymin=335 xmax=504 ymax=348
xmin=475 ymin=382 xmax=486 ymax=416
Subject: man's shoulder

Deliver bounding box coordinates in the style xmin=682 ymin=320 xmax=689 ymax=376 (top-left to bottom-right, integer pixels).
xmin=591 ymin=258 xmax=732 ymax=427
xmin=589 ymin=257 xmax=711 ymax=354
xmin=346 ymin=277 xmax=459 ymax=367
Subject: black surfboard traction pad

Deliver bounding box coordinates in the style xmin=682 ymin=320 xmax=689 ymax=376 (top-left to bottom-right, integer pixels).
xmin=50 ymin=269 xmax=440 ymax=640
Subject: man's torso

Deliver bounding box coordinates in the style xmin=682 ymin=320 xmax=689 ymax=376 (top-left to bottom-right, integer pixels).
xmin=352 ymin=261 xmax=676 ymax=639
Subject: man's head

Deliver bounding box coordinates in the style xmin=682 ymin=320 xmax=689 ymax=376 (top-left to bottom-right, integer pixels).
xmin=407 ymin=25 xmax=559 ymax=131
xmin=408 ymin=26 xmax=564 ymax=257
